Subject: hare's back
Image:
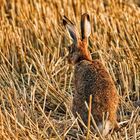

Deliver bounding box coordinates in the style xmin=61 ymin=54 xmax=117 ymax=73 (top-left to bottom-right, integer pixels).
xmin=74 ymin=59 xmax=118 ymax=119
xmin=73 ymin=59 xmax=119 ymax=133
xmin=74 ymin=59 xmax=117 ymax=96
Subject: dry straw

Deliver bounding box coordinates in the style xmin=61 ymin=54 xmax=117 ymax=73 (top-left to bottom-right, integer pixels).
xmin=0 ymin=0 xmax=140 ymax=139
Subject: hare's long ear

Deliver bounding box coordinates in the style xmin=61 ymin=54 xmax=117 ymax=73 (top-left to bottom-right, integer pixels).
xmin=81 ymin=13 xmax=91 ymax=40
xmin=63 ymin=16 xmax=80 ymax=44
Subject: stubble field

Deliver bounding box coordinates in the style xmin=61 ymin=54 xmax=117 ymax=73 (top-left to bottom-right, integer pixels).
xmin=0 ymin=0 xmax=140 ymax=139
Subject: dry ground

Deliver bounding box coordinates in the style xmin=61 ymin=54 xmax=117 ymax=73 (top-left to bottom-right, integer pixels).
xmin=0 ymin=0 xmax=140 ymax=139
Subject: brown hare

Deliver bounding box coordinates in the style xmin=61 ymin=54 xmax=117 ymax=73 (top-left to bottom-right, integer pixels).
xmin=63 ymin=13 xmax=119 ymax=136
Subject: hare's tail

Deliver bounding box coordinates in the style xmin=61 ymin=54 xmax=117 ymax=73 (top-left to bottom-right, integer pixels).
xmin=103 ymin=120 xmax=112 ymax=136
xmin=98 ymin=120 xmax=119 ymax=136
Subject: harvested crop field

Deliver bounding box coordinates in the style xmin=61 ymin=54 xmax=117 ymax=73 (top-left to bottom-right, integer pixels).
xmin=0 ymin=0 xmax=140 ymax=139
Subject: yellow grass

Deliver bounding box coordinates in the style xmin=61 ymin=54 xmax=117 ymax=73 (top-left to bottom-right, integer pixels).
xmin=0 ymin=0 xmax=140 ymax=139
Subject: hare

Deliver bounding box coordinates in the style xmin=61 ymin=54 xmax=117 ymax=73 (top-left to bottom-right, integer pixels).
xmin=63 ymin=13 xmax=119 ymax=136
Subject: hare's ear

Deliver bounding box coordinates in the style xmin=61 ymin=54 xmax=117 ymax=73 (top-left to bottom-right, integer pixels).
xmin=63 ymin=16 xmax=80 ymax=44
xmin=81 ymin=13 xmax=91 ymax=40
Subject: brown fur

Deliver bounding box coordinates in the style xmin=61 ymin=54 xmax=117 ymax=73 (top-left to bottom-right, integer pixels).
xmin=63 ymin=13 xmax=119 ymax=134
xmin=73 ymin=60 xmax=119 ymax=128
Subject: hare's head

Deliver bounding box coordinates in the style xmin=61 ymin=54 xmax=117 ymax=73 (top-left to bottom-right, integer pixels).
xmin=63 ymin=13 xmax=92 ymax=64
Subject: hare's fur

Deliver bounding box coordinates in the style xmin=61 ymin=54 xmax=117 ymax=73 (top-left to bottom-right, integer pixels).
xmin=63 ymin=13 xmax=119 ymax=135
xmin=73 ymin=59 xmax=119 ymax=135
